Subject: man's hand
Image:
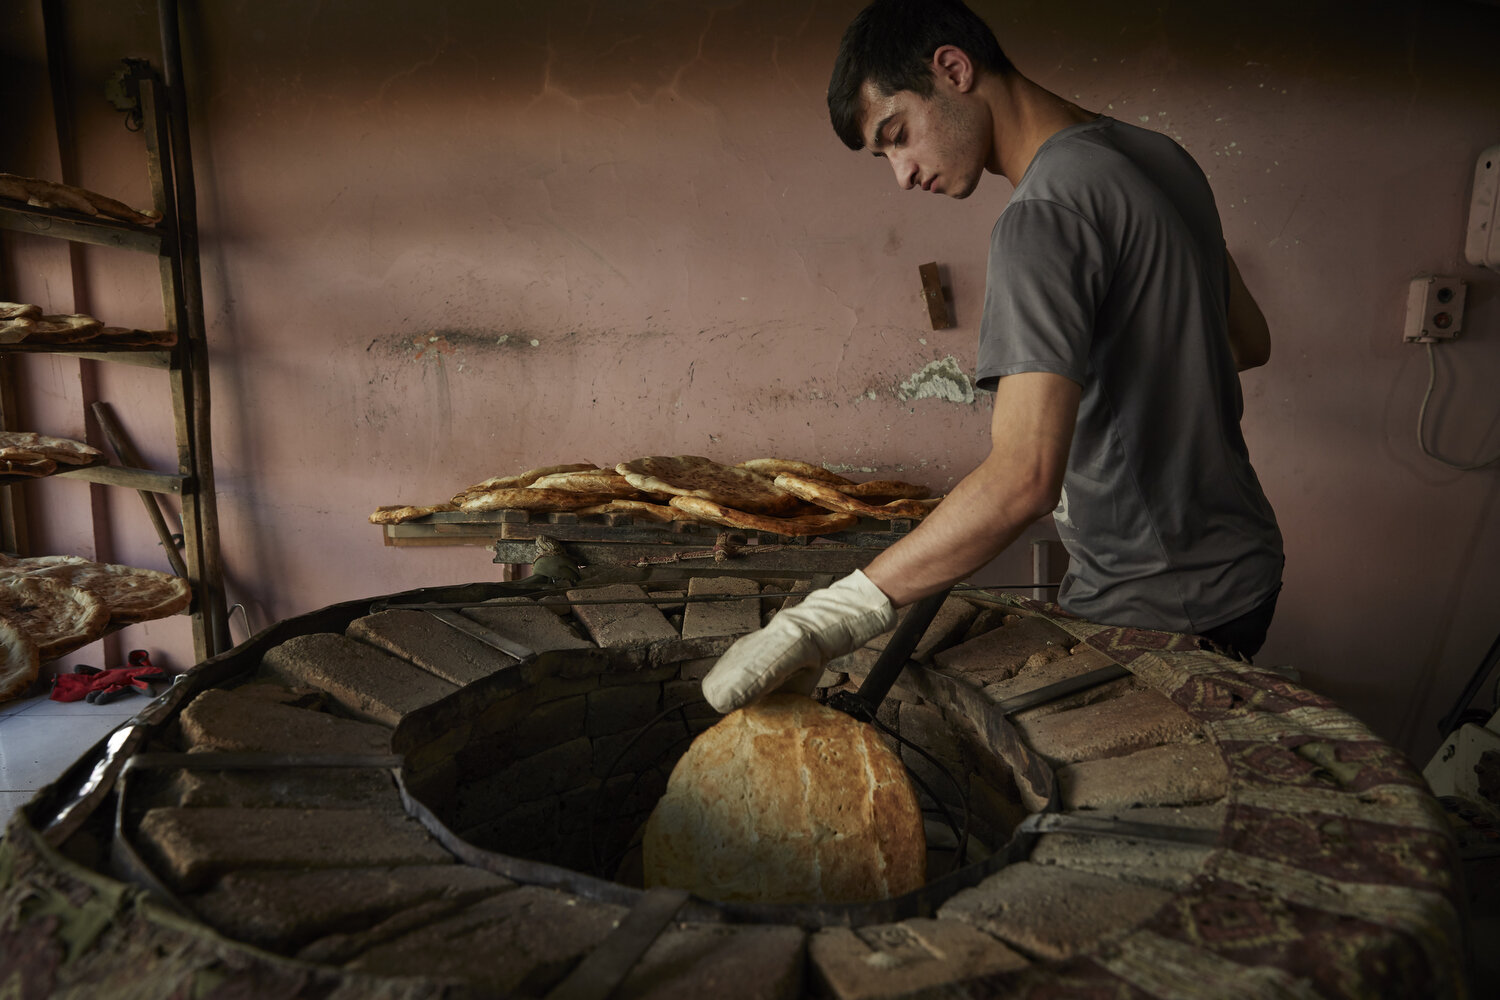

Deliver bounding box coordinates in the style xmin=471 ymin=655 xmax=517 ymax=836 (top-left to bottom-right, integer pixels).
xmin=701 ymin=570 xmax=895 ymax=713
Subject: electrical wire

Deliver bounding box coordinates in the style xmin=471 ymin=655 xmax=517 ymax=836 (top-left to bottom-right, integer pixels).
xmin=1417 ymin=343 xmax=1500 ymax=471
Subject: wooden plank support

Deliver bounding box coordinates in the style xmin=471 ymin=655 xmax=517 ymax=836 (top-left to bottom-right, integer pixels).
xmin=919 ymin=261 xmax=952 ymax=329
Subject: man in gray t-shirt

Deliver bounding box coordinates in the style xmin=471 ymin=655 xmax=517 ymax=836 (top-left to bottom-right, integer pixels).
xmin=700 ymin=0 xmax=1281 ymax=715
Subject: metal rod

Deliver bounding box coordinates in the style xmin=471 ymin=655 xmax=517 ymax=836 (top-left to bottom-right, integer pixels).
xmin=835 ymin=587 xmax=953 ymax=719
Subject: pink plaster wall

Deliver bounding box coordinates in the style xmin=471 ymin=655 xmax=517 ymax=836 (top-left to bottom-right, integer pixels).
xmin=3 ymin=0 xmax=1499 ymax=763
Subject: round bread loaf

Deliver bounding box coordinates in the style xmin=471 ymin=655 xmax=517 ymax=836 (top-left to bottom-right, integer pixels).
xmin=642 ymin=693 xmax=925 ymax=904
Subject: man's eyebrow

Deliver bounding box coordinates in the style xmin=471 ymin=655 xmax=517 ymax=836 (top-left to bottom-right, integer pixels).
xmin=868 ymin=113 xmax=896 ymax=150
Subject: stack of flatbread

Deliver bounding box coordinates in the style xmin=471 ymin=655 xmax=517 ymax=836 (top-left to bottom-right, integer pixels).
xmin=0 ymin=172 xmax=160 ymax=225
xmin=372 ymin=456 xmax=942 ymax=538
xmin=0 ymin=553 xmax=191 ymax=703
xmin=1 ymin=302 xmax=174 ymax=348
xmin=0 ymin=430 xmax=104 ymax=478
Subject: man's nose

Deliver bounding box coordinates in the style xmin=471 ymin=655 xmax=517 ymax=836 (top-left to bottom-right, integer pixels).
xmin=889 ymin=153 xmax=917 ymax=190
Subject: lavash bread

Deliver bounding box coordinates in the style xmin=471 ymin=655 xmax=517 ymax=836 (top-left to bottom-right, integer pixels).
xmin=617 ymin=456 xmax=803 ymax=517
xmin=0 ymin=172 xmax=161 ymax=224
xmin=450 ymin=463 xmax=597 ymax=506
xmin=736 ymin=459 xmax=853 ymax=486
xmin=774 ymin=473 xmax=942 ymax=521
xmin=0 ymin=616 xmax=41 ymax=704
xmin=369 ymin=502 xmax=458 ymax=524
xmin=0 ymin=575 xmax=109 ymax=659
xmin=642 ymin=693 xmax=926 ymax=904
xmin=15 ymin=558 xmax=191 ymax=624
xmin=667 ymin=495 xmax=857 ymax=537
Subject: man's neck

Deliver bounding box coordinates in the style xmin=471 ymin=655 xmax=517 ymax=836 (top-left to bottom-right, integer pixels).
xmin=984 ymin=74 xmax=1097 ymax=185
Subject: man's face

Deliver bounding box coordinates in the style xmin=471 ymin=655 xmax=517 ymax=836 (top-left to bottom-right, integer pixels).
xmin=858 ymin=78 xmax=989 ymax=199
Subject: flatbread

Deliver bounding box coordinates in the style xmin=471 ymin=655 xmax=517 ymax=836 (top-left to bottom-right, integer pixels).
xmin=528 ymin=469 xmax=641 ymax=497
xmin=0 ymin=453 xmax=56 ymax=477
xmin=667 ymin=495 xmax=858 ymax=536
xmin=736 ymin=459 xmax=853 ymax=486
xmin=837 ymin=479 xmax=931 ymax=501
xmin=617 ymin=456 xmax=802 ymax=516
xmin=643 ymin=693 xmax=926 ymax=904
xmin=451 ymin=463 xmax=597 ymax=505
xmin=575 ymin=500 xmax=695 ymax=523
xmin=0 ymin=575 xmax=109 ymax=659
xmin=0 ymin=172 xmax=160 ymax=224
xmin=0 ymin=313 xmax=102 ymax=345
xmin=0 ymin=431 xmax=103 ymax=466
xmin=20 ymin=561 xmax=190 ymax=624
xmin=0 ymin=616 xmax=41 ymax=704
xmin=458 ymin=487 xmax=620 ymax=513
xmin=369 ymin=502 xmax=458 ymax=524
xmin=774 ymin=473 xmax=943 ymax=521
xmin=0 ymin=303 xmax=41 ymax=321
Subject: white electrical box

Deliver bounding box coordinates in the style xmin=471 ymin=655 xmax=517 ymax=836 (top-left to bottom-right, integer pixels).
xmin=1467 ymin=143 xmax=1500 ymax=270
xmin=1403 ymin=275 xmax=1467 ymax=344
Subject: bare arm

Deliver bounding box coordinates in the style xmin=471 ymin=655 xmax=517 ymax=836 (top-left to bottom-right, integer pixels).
xmin=1226 ymin=253 xmax=1270 ymax=371
xmin=863 ymin=371 xmax=1080 ymax=607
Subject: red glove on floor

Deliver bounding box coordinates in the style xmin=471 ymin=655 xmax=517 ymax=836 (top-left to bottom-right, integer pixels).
xmin=50 ymin=651 xmax=166 ymax=704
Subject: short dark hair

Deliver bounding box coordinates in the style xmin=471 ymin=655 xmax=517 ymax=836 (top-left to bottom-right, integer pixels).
xmin=828 ymin=0 xmax=1012 ymax=150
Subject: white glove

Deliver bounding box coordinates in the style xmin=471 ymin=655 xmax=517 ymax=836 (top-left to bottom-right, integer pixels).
xmin=701 ymin=569 xmax=896 ymax=713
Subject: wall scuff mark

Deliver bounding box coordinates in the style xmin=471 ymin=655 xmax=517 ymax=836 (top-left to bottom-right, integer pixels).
xmin=897 ymin=356 xmax=975 ymax=405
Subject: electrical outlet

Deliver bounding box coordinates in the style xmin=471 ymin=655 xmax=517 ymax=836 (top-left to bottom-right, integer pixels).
xmin=1403 ymin=275 xmax=1467 ymax=344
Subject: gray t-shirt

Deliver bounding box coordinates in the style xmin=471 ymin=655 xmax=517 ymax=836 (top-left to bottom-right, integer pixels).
xmin=975 ymin=117 xmax=1282 ymax=634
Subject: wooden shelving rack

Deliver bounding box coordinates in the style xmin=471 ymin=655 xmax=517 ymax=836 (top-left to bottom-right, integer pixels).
xmin=0 ymin=54 xmax=230 ymax=662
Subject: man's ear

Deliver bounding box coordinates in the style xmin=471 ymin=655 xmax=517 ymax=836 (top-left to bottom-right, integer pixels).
xmin=930 ymin=45 xmax=976 ymax=93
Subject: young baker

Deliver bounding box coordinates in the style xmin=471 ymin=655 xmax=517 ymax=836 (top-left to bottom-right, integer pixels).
xmin=703 ymin=0 xmax=1282 ymax=713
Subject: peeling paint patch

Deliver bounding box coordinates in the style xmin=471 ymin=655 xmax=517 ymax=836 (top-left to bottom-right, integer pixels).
xmin=897 ymin=356 xmax=975 ymax=405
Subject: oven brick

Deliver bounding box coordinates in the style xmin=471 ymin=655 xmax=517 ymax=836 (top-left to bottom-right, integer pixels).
xmin=811 ymin=918 xmax=1027 ymax=999
xmin=1030 ymin=828 xmax=1215 ymax=891
xmin=592 ymin=717 xmax=690 ymax=779
xmin=938 ymin=861 xmax=1173 ymax=961
xmin=347 ymin=609 xmax=522 ymax=686
xmin=622 ymin=922 xmax=808 ymax=1000
xmin=342 ymin=886 xmax=628 ymax=995
xmin=136 ymin=807 xmax=453 ymax=891
xmin=404 ymin=722 xmax=474 ymax=775
xmin=259 ymin=632 xmax=459 ymax=728
xmin=865 ymin=595 xmax=980 ymax=663
xmin=680 ymin=576 xmax=762 ymax=639
xmin=178 ymin=687 xmax=393 ymax=756
xmin=932 ymin=614 xmax=1077 ymax=685
xmin=468 ymin=736 xmax=593 ymax=807
xmin=982 ymin=643 xmax=1136 ymax=716
xmin=185 ymin=864 xmax=512 ymax=954
xmin=1057 ymin=741 xmax=1229 ymax=811
xmin=510 ymin=693 xmax=588 ymax=750
xmin=1014 ymin=689 xmax=1201 ymax=766
xmin=164 ymin=767 xmax=397 ymax=811
xmin=587 ymin=682 xmax=665 ymax=737
xmin=567 ymin=584 xmax=679 ymax=646
xmin=462 ymin=597 xmax=595 ymax=653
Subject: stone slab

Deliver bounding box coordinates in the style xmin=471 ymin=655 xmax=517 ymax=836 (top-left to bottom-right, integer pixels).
xmin=933 ymin=614 xmax=1077 ymax=686
xmin=178 ymin=688 xmax=393 ymax=756
xmin=343 ymin=886 xmax=628 ymax=995
xmin=866 ymin=595 xmax=980 ymax=662
xmin=347 ymin=609 xmax=518 ymax=686
xmin=463 ymin=597 xmax=595 ymax=653
xmin=810 ymin=918 xmax=1028 ymax=999
xmin=186 ymin=864 xmax=512 ymax=953
xmin=1014 ymin=689 xmax=1201 ymax=766
xmin=620 ymin=922 xmax=807 ymax=1000
xmin=1058 ymin=741 xmax=1229 ymax=811
xmin=258 ymin=632 xmax=459 ymax=728
xmin=680 ymin=576 xmax=762 ymax=639
xmin=136 ymin=807 xmax=453 ymax=891
xmin=937 ymin=861 xmax=1173 ymax=961
xmin=568 ymin=584 xmax=679 ymax=646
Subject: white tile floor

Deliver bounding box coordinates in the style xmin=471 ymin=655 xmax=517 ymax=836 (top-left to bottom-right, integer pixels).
xmin=0 ymin=687 xmax=144 ymax=834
